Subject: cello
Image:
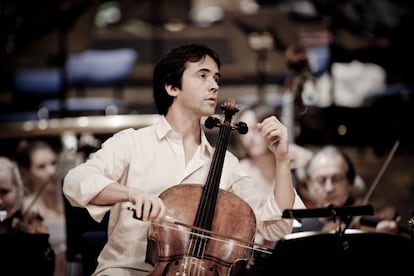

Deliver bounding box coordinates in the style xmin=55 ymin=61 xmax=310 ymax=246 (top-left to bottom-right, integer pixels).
xmin=145 ymin=99 xmax=257 ymax=275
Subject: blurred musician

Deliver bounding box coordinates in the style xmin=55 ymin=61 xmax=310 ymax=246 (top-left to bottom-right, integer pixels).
xmin=0 ymin=156 xmax=54 ymax=276
xmin=0 ymin=156 xmax=48 ymax=233
xmin=293 ymin=145 xmax=399 ymax=234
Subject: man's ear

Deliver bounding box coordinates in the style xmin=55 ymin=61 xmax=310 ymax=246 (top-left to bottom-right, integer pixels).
xmin=165 ymin=84 xmax=178 ymax=97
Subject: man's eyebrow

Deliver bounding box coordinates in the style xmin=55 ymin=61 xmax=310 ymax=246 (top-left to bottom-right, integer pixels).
xmin=198 ymin=68 xmax=221 ymax=78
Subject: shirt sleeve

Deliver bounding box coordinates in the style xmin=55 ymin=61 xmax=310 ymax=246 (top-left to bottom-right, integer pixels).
xmin=62 ymin=128 xmax=135 ymax=222
xmin=227 ymin=154 xmax=306 ymax=241
xmin=254 ymin=190 xmax=306 ymax=241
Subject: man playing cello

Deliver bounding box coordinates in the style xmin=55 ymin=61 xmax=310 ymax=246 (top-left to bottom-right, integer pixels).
xmin=63 ymin=43 xmax=305 ymax=275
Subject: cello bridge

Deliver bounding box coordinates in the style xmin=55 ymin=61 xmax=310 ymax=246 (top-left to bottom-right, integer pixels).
xmin=177 ymin=256 xmax=205 ymax=276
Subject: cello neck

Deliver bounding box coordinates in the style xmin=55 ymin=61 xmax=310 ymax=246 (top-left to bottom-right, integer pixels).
xmin=190 ymin=99 xmax=242 ymax=257
xmin=194 ymin=121 xmax=232 ymax=231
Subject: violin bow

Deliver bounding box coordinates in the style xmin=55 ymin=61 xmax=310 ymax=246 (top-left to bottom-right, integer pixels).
xmin=363 ymin=139 xmax=400 ymax=204
xmin=126 ymin=206 xmax=273 ymax=255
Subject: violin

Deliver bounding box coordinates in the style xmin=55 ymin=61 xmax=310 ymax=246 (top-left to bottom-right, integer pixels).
xmin=0 ymin=209 xmax=48 ymax=234
xmin=144 ymin=99 xmax=258 ymax=275
xmin=13 ymin=210 xmax=48 ymax=234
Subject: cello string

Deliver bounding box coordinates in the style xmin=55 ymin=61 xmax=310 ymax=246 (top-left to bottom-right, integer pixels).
xmin=187 ymin=247 xmax=206 ymax=275
xmin=199 ymin=123 xmax=230 ymax=229
xmin=127 ymin=206 xmax=272 ymax=255
xmin=185 ymin=106 xmax=246 ymax=261
xmin=181 ymin=109 xmax=247 ymax=274
xmin=156 ymin=220 xmax=271 ymax=255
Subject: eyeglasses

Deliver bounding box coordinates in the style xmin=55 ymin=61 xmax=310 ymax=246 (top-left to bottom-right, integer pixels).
xmin=312 ymin=174 xmax=347 ymax=187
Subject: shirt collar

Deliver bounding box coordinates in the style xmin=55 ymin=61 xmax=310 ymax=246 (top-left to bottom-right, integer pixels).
xmin=155 ymin=116 xmax=213 ymax=158
xmin=155 ymin=115 xmax=173 ymax=139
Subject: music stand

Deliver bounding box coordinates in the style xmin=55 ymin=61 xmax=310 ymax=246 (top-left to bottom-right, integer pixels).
xmin=246 ymin=204 xmax=414 ymax=275
xmin=258 ymin=230 xmax=414 ymax=275
xmin=283 ymin=204 xmax=374 ymax=235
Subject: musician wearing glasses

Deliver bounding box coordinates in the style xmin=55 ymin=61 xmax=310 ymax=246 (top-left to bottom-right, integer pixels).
xmin=293 ymin=145 xmax=399 ymax=234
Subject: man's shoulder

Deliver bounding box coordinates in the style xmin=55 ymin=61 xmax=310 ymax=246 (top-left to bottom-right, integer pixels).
xmin=115 ymin=125 xmax=156 ymax=137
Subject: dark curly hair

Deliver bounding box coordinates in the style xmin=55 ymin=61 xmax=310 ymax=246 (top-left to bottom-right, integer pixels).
xmin=153 ymin=44 xmax=221 ymax=115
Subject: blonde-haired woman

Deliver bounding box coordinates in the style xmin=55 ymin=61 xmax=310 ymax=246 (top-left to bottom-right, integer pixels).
xmin=15 ymin=139 xmax=66 ymax=276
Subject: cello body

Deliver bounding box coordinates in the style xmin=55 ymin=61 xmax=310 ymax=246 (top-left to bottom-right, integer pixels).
xmin=146 ymin=184 xmax=256 ymax=275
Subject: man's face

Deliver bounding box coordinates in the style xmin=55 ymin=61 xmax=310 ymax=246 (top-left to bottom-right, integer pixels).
xmin=307 ymin=152 xmax=353 ymax=207
xmin=174 ymin=55 xmax=220 ymax=117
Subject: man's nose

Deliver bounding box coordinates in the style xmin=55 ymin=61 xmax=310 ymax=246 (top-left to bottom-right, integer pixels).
xmin=324 ymin=179 xmax=334 ymax=191
xmin=209 ymin=78 xmax=219 ymax=91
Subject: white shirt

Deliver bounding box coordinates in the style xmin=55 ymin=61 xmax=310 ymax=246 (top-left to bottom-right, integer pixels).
xmin=63 ymin=116 xmax=304 ymax=275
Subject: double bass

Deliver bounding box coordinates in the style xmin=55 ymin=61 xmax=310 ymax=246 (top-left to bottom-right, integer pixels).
xmin=146 ymin=99 xmax=256 ymax=275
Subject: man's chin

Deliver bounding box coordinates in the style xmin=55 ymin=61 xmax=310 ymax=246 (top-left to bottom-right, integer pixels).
xmin=202 ymin=108 xmax=216 ymax=117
